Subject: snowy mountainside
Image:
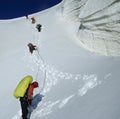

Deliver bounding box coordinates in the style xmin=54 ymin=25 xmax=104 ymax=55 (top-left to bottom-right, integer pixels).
xmin=0 ymin=2 xmax=120 ymax=119
xmin=62 ymin=0 xmax=120 ymax=56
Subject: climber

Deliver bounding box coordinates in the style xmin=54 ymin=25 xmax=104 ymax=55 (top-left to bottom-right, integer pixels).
xmin=36 ymin=24 xmax=42 ymax=32
xmin=20 ymin=81 xmax=39 ymax=119
xmin=31 ymin=17 xmax=36 ymax=24
xmin=25 ymin=15 xmax=28 ymax=19
xmin=27 ymin=43 xmax=37 ymax=54
xmin=13 ymin=75 xmax=39 ymax=119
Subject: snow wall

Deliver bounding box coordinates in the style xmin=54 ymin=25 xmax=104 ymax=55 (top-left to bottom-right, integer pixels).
xmin=61 ymin=0 xmax=120 ymax=56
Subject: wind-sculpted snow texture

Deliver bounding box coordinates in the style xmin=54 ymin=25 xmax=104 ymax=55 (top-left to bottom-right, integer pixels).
xmin=62 ymin=0 xmax=120 ymax=56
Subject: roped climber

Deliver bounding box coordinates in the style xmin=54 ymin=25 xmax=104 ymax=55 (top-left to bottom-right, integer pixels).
xmin=27 ymin=43 xmax=37 ymax=54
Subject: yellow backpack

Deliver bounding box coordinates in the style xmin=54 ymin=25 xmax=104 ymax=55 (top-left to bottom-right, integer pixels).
xmin=13 ymin=75 xmax=33 ymax=98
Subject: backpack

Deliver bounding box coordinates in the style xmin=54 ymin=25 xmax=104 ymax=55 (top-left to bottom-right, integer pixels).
xmin=36 ymin=24 xmax=42 ymax=29
xmin=13 ymin=75 xmax=33 ymax=98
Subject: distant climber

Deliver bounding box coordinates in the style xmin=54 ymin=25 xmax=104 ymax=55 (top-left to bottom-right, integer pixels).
xmin=36 ymin=24 xmax=42 ymax=32
xmin=27 ymin=43 xmax=37 ymax=54
xmin=13 ymin=75 xmax=39 ymax=119
xmin=31 ymin=17 xmax=36 ymax=24
xmin=25 ymin=15 xmax=28 ymax=19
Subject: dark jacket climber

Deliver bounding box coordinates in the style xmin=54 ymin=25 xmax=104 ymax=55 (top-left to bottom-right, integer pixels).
xmin=36 ymin=24 xmax=42 ymax=32
xmin=20 ymin=81 xmax=39 ymax=119
xmin=27 ymin=43 xmax=37 ymax=54
xmin=25 ymin=15 xmax=28 ymax=19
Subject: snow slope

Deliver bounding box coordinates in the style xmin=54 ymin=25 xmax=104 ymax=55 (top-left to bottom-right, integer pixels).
xmin=0 ymin=2 xmax=120 ymax=119
xmin=62 ymin=0 xmax=120 ymax=56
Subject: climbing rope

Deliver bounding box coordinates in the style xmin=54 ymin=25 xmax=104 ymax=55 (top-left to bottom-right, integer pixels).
xmin=29 ymin=18 xmax=46 ymax=94
xmin=34 ymin=46 xmax=46 ymax=94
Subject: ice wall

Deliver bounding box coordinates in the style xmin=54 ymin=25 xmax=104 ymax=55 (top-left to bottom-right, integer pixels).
xmin=62 ymin=0 xmax=120 ymax=56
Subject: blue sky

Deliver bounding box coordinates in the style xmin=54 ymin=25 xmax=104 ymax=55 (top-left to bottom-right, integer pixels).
xmin=0 ymin=0 xmax=62 ymax=19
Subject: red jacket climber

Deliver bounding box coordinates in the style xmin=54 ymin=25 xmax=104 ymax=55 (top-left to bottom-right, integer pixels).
xmin=27 ymin=43 xmax=37 ymax=54
xmin=20 ymin=81 xmax=39 ymax=119
xmin=28 ymin=81 xmax=39 ymax=101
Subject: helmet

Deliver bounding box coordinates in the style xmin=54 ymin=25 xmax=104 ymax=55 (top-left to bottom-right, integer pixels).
xmin=32 ymin=81 xmax=39 ymax=88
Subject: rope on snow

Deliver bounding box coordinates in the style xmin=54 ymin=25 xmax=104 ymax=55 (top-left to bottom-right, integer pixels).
xmin=29 ymin=19 xmax=46 ymax=94
xmin=35 ymin=47 xmax=46 ymax=94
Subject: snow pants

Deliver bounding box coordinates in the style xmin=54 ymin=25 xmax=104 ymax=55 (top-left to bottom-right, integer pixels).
xmin=20 ymin=97 xmax=29 ymax=119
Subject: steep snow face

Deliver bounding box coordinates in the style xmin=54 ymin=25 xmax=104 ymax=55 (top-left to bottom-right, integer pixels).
xmin=62 ymin=0 xmax=120 ymax=56
xmin=1 ymin=3 xmax=120 ymax=119
xmin=62 ymin=0 xmax=87 ymax=21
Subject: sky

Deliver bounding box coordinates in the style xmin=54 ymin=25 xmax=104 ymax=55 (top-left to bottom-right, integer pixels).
xmin=0 ymin=0 xmax=62 ymax=19
xmin=0 ymin=1 xmax=120 ymax=119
